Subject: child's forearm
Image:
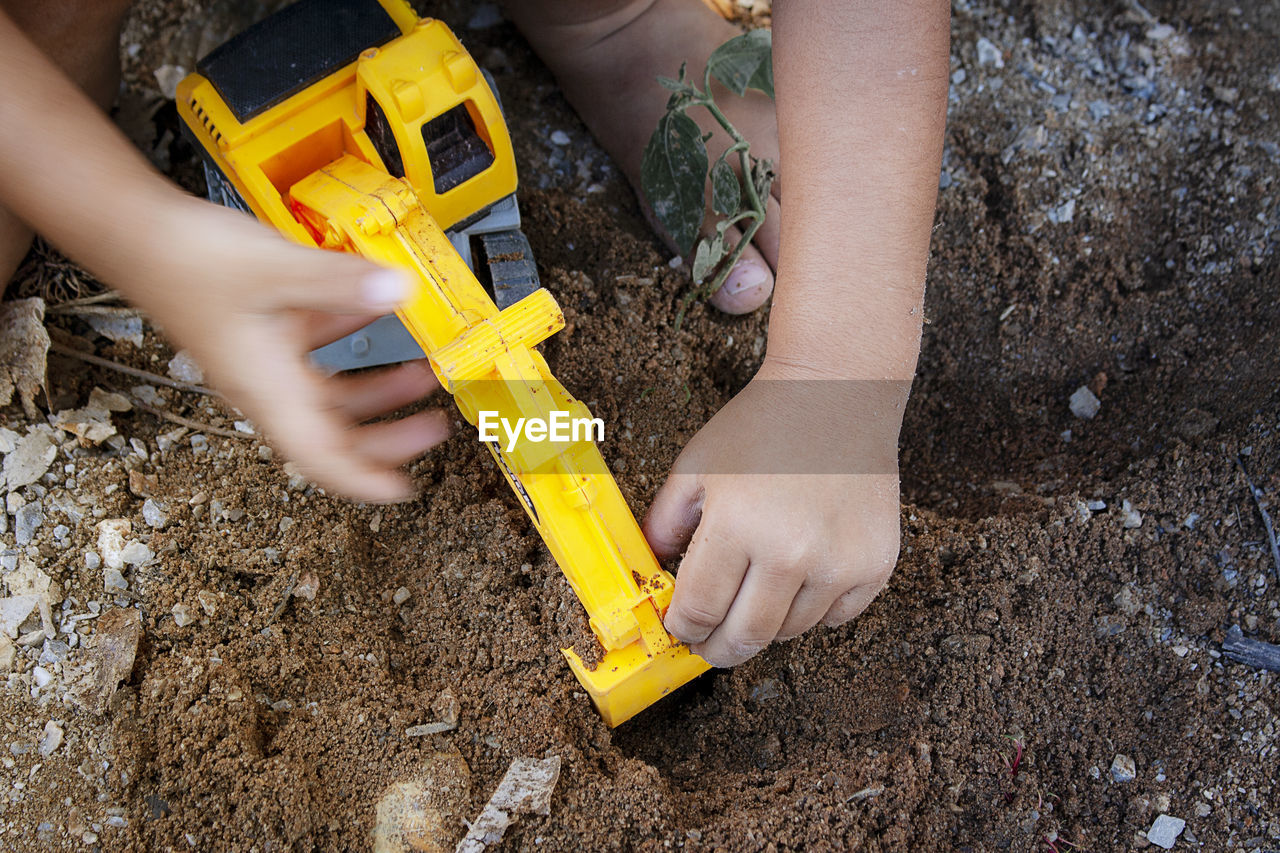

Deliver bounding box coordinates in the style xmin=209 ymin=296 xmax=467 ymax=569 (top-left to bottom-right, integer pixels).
xmin=767 ymin=0 xmax=949 ymax=382
xmin=0 ymin=10 xmax=192 ymax=296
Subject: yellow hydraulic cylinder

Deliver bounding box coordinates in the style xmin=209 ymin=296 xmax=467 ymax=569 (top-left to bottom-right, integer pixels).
xmin=289 ymin=156 xmax=709 ymax=725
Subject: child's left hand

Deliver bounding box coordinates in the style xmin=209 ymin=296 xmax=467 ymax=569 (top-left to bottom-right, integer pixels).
xmin=643 ymin=358 xmax=907 ymax=667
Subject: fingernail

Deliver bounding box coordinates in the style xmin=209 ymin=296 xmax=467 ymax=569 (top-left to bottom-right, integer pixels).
xmin=361 ymin=269 xmax=413 ymax=309
xmin=722 ymin=259 xmax=770 ymax=295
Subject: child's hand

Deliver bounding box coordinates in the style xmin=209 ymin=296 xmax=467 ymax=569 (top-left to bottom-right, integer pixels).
xmin=643 ymin=359 xmax=906 ymax=667
xmin=129 ymin=197 xmax=448 ymax=503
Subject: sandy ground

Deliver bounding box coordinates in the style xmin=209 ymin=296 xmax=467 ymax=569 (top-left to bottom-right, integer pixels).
xmin=2 ymin=0 xmax=1278 ymax=850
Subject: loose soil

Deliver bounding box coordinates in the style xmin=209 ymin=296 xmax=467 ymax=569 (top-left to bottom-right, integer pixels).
xmin=2 ymin=0 xmax=1278 ymax=850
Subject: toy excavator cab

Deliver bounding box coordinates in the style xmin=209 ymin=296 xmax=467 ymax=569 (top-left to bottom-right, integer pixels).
xmin=177 ymin=0 xmax=710 ymax=726
xmin=178 ymin=0 xmax=538 ymax=369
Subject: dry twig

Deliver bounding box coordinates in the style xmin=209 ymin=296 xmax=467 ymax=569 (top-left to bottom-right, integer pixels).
xmin=1237 ymin=455 xmax=1280 ymax=588
xmin=49 ymin=341 xmax=219 ymax=397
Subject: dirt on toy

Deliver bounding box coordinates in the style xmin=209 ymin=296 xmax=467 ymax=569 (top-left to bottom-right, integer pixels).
xmin=2 ymin=0 xmax=1279 ymax=850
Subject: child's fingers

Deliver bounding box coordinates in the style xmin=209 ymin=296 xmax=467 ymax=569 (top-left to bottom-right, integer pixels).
xmin=775 ymin=581 xmax=836 ymax=640
xmin=348 ymin=409 xmax=451 ymax=466
xmin=642 ymin=471 xmax=704 ymax=560
xmin=691 ymin=558 xmax=805 ymax=668
xmin=259 ymin=242 xmax=415 ymax=316
xmin=664 ymin=520 xmax=750 ymax=646
xmin=821 ymin=582 xmax=885 ymax=629
xmin=326 ymin=360 xmax=439 ymax=421
xmin=301 ymin=310 xmax=385 ymax=349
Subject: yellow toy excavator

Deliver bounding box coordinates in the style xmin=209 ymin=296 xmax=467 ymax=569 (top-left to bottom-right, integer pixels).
xmin=177 ymin=0 xmax=709 ymax=726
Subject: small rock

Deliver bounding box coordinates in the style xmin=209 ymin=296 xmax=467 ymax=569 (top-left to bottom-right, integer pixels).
xmin=172 ymin=603 xmax=195 ymax=628
xmin=392 ymin=586 xmax=411 ymax=606
xmin=940 ymin=633 xmax=993 ymax=658
xmin=456 ymin=756 xmax=561 ymax=853
xmin=70 ymin=607 xmax=141 ymax=715
xmin=750 ymin=678 xmax=783 ymax=703
xmin=32 ymin=665 xmax=53 ymax=688
xmin=1111 ymin=753 xmax=1136 ymax=783
xmin=86 ymin=314 xmax=143 ymax=347
xmin=1069 ymin=386 xmax=1101 ymax=419
xmin=0 ymin=594 xmax=40 ymax=636
xmin=141 ymin=499 xmax=168 ymax=529
xmin=1146 ymin=814 xmax=1185 ymax=849
xmin=190 ymin=434 xmax=209 ymax=455
xmin=3 ymin=427 xmax=58 ymax=491
xmin=96 ymin=519 xmax=131 ymax=569
xmin=406 ymin=722 xmax=456 ymax=737
xmin=1047 ymin=198 xmax=1076 ymax=224
xmin=373 ymin=752 xmax=472 ymax=853
xmin=167 ymin=350 xmax=204 ymax=383
xmin=129 ymin=469 xmax=158 ymax=498
xmin=120 ymin=541 xmax=154 ymax=566
xmin=1120 ymin=499 xmax=1143 ymax=529
xmin=197 ymin=590 xmax=218 ymax=616
xmin=549 ymin=129 xmax=571 ymax=146
xmin=14 ymin=502 xmax=42 ymax=545
xmin=1146 ymin=23 xmax=1175 ymax=41
xmin=279 ymin=516 xmax=295 ymax=534
xmin=293 ymin=572 xmax=319 ymax=602
xmin=432 ymin=688 xmax=460 ymax=727
xmin=976 ymin=37 xmax=1004 ymax=68
xmin=0 ymin=634 xmax=13 ymax=670
xmin=154 ymin=64 xmax=187 ymax=100
xmin=38 ymin=720 xmax=64 ymax=756
xmin=103 ymin=567 xmax=128 ymax=593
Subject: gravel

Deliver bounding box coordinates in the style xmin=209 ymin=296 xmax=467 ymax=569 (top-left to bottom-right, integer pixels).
xmin=1111 ymin=753 xmax=1136 ymax=783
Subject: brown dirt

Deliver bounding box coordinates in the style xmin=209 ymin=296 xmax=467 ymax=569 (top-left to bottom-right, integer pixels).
xmin=2 ymin=0 xmax=1279 ymax=850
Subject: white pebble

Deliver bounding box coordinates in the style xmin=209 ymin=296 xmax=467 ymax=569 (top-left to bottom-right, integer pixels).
xmin=167 ymin=350 xmax=204 ymax=383
xmin=1120 ymin=499 xmax=1143 ymax=529
xmin=172 ymin=603 xmax=195 ymax=628
xmin=120 ymin=541 xmax=154 ymax=566
xmin=32 ymin=666 xmax=53 ymax=688
xmin=1146 ymin=814 xmax=1185 ymax=849
xmin=38 ymin=720 xmax=64 ymax=756
xmin=549 ymin=130 xmax=571 ymax=146
xmin=142 ymin=499 xmax=168 ymax=529
xmin=392 ymin=586 xmax=411 ymax=606
xmin=103 ymin=568 xmax=128 ymax=593
xmin=1110 ymin=753 xmax=1136 ymax=783
xmin=1069 ymin=386 xmax=1101 ymax=419
xmin=976 ymin=37 xmax=1005 ymax=68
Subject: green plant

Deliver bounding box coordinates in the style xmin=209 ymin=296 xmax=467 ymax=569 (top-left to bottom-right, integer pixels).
xmin=640 ymin=30 xmax=776 ymax=328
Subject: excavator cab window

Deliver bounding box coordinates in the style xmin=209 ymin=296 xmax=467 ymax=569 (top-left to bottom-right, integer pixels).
xmin=423 ymin=102 xmax=494 ymax=194
xmin=365 ymin=93 xmax=406 ymax=179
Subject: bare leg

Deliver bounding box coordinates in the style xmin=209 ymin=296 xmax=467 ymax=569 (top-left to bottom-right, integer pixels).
xmin=506 ymin=0 xmax=781 ymax=314
xmin=0 ymin=0 xmax=134 ymax=291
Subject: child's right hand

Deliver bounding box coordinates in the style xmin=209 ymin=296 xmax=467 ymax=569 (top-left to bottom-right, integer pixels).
xmin=128 ymin=196 xmax=448 ymax=503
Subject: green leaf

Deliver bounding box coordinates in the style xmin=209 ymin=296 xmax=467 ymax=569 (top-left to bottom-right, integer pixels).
xmin=710 ymin=156 xmax=741 ymax=216
xmin=691 ymin=234 xmax=726 ymax=283
xmin=707 ymin=30 xmax=774 ymax=98
xmin=657 ymin=76 xmax=687 ymax=92
xmin=641 ymin=111 xmax=708 ymax=255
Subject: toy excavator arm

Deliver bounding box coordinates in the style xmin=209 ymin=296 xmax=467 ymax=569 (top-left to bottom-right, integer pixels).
xmin=289 ymin=155 xmax=709 ymax=725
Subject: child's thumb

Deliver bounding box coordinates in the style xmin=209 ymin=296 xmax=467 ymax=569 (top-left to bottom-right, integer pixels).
xmin=266 ymin=247 xmax=417 ymax=316
xmin=642 ymin=472 xmax=704 ymax=561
